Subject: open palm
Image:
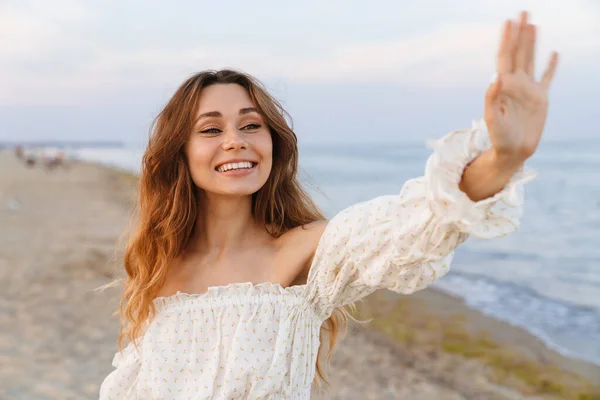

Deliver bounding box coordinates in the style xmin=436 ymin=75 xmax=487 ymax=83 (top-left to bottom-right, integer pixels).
xmin=484 ymin=11 xmax=559 ymax=161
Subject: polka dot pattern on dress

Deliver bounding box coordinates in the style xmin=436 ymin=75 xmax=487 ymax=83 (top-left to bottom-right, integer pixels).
xmin=99 ymin=118 xmax=535 ymax=399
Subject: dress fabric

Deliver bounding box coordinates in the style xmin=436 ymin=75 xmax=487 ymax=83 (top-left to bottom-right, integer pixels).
xmin=99 ymin=119 xmax=535 ymax=399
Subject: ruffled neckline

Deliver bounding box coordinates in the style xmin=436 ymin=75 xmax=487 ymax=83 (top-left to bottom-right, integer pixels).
xmin=152 ymin=281 xmax=307 ymax=309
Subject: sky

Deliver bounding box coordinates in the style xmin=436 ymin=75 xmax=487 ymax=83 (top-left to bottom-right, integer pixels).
xmin=1 ymin=0 xmax=599 ymax=145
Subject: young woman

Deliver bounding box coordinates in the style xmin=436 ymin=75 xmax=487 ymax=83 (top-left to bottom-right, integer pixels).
xmin=100 ymin=11 xmax=558 ymax=399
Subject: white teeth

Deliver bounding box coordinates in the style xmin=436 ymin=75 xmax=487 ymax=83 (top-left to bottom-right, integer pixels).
xmin=217 ymin=161 xmax=255 ymax=172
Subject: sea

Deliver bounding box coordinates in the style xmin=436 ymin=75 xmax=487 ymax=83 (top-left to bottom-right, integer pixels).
xmin=69 ymin=137 xmax=600 ymax=367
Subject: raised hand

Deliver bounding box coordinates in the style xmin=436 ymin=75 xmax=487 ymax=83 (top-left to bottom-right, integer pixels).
xmin=484 ymin=11 xmax=559 ymax=163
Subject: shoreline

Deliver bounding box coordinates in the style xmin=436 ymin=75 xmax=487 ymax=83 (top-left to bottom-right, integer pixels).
xmin=1 ymin=150 xmax=598 ymax=399
xmin=434 ymin=284 xmax=600 ymax=370
xmin=354 ymin=288 xmax=600 ymax=398
xmin=405 ymin=287 xmax=600 ymax=382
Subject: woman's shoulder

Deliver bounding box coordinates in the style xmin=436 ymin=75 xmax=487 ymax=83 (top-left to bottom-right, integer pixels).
xmin=280 ymin=220 xmax=329 ymax=251
xmin=275 ymin=220 xmax=329 ymax=285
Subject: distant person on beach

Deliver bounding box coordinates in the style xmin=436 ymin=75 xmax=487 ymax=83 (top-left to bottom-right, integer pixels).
xmin=100 ymin=11 xmax=559 ymax=399
xmin=14 ymin=145 xmax=24 ymax=159
xmin=24 ymin=151 xmax=37 ymax=168
xmin=42 ymin=149 xmax=66 ymax=171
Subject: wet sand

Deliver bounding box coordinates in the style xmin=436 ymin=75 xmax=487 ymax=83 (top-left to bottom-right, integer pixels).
xmin=0 ymin=150 xmax=597 ymax=399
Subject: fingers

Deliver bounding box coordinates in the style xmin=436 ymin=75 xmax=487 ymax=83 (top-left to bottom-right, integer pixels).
xmin=541 ymin=52 xmax=559 ymax=89
xmin=497 ymin=11 xmax=535 ymax=75
xmin=495 ymin=11 xmax=558 ymax=90
xmin=514 ymin=11 xmax=531 ymax=72
xmin=497 ymin=20 xmax=514 ymax=74
xmin=525 ymin=25 xmax=536 ymax=76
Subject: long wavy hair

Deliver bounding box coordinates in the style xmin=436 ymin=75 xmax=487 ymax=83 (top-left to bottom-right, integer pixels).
xmin=118 ymin=69 xmax=350 ymax=386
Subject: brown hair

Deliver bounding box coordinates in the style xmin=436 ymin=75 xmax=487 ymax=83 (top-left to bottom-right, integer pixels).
xmin=118 ymin=69 xmax=349 ymax=385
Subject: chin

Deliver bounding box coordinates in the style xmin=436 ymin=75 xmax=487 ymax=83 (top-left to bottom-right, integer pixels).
xmin=223 ymin=185 xmax=262 ymax=196
xmin=210 ymin=179 xmax=267 ymax=197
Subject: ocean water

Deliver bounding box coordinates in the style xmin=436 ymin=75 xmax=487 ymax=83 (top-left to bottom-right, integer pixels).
xmin=70 ymin=138 xmax=600 ymax=366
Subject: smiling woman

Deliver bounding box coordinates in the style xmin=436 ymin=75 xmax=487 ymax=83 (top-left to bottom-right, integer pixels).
xmin=99 ymin=11 xmax=560 ymax=399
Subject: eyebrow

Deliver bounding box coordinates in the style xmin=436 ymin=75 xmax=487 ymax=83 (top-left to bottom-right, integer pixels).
xmin=195 ymin=107 xmax=259 ymax=123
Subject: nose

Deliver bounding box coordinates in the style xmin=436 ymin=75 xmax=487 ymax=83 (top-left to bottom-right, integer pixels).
xmin=221 ymin=127 xmax=248 ymax=151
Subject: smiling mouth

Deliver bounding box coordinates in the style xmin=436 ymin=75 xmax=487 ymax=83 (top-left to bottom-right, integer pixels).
xmin=215 ymin=161 xmax=257 ymax=173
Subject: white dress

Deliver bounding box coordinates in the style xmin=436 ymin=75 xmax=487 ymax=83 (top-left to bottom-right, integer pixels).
xmin=99 ymin=119 xmax=535 ymax=399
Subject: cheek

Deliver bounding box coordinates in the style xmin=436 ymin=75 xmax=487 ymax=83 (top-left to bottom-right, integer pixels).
xmin=256 ymin=132 xmax=273 ymax=164
xmin=186 ymin=141 xmax=214 ymax=178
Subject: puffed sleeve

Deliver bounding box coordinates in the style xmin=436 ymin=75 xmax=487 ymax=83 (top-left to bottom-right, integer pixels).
xmin=99 ymin=343 xmax=142 ymax=400
xmin=303 ymin=118 xmax=536 ymax=319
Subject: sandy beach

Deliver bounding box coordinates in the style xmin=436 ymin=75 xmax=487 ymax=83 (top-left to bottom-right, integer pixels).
xmin=0 ymin=149 xmax=598 ymax=400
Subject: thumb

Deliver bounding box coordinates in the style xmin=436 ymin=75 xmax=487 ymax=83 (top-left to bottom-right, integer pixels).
xmin=485 ymin=74 xmax=503 ymax=107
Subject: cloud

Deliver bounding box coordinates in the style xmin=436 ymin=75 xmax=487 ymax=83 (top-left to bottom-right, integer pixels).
xmin=0 ymin=0 xmax=93 ymax=57
xmin=0 ymin=0 xmax=598 ymax=106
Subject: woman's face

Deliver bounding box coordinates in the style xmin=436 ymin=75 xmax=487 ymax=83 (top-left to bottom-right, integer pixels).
xmin=185 ymin=84 xmax=273 ymax=197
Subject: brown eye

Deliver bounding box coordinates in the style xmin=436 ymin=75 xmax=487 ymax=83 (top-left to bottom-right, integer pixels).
xmin=242 ymin=124 xmax=261 ymax=130
xmin=200 ymin=127 xmax=221 ymax=134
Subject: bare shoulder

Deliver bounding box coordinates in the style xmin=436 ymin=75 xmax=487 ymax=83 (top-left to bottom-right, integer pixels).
xmin=275 ymin=220 xmax=329 ymax=285
xmin=282 ymin=219 xmax=329 ymax=249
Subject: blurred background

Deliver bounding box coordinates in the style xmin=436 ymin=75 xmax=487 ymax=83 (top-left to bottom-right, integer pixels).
xmin=1 ymin=0 xmax=599 ymax=399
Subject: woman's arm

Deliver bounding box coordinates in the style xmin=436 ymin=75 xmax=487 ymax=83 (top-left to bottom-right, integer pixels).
xmin=459 ymin=149 xmax=522 ymax=202
xmin=301 ymin=11 xmax=559 ymax=317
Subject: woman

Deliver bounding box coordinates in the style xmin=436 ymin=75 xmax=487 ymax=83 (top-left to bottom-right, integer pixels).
xmin=100 ymin=11 xmax=558 ymax=399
